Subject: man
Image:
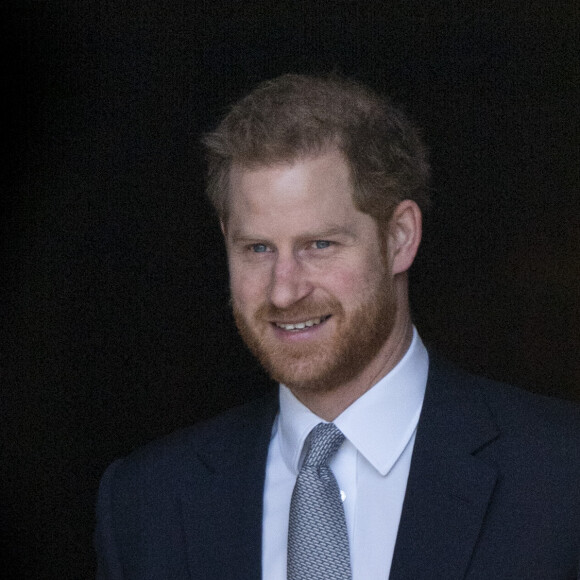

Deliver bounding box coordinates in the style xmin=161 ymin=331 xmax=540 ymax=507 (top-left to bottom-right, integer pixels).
xmin=96 ymin=74 xmax=580 ymax=579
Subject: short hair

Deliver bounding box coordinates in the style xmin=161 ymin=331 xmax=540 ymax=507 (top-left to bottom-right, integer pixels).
xmin=202 ymin=74 xmax=430 ymax=224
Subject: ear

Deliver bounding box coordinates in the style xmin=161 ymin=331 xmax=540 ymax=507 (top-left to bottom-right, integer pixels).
xmin=220 ymin=219 xmax=227 ymax=238
xmin=387 ymin=200 xmax=422 ymax=275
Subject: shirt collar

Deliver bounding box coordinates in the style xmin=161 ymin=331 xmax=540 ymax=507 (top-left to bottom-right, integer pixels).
xmin=276 ymin=328 xmax=429 ymax=476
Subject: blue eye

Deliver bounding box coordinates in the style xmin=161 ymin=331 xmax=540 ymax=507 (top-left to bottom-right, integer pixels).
xmin=251 ymin=243 xmax=268 ymax=253
xmin=314 ymin=240 xmax=331 ymax=249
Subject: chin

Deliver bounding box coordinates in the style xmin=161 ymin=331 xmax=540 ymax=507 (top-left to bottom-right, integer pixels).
xmin=259 ymin=349 xmax=366 ymax=394
xmin=257 ymin=352 xmax=331 ymax=390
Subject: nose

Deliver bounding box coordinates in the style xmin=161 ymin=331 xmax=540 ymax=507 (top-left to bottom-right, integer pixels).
xmin=268 ymin=253 xmax=313 ymax=309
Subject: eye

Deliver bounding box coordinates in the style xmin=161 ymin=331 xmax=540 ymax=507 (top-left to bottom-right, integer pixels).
xmin=313 ymin=240 xmax=332 ymax=249
xmin=250 ymin=243 xmax=269 ymax=253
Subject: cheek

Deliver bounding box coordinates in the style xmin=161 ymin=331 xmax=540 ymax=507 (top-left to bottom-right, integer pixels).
xmin=324 ymin=256 xmax=387 ymax=302
xmin=322 ymin=265 xmax=370 ymax=301
xmin=326 ymin=265 xmax=386 ymax=311
xmin=328 ymin=271 xmax=359 ymax=294
xmin=229 ymin=267 xmax=268 ymax=305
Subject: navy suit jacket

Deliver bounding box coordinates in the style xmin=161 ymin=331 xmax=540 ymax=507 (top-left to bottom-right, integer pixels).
xmin=95 ymin=357 xmax=580 ymax=579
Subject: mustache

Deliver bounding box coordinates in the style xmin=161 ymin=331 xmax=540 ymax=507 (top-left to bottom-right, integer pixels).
xmin=237 ymin=297 xmax=343 ymax=322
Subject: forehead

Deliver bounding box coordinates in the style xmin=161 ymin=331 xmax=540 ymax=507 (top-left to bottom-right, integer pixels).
xmin=225 ymin=150 xmax=375 ymax=239
xmin=228 ymin=150 xmax=353 ymax=209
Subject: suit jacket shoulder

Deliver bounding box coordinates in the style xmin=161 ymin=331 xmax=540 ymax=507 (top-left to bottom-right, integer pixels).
xmin=115 ymin=390 xmax=278 ymax=478
xmin=390 ymin=356 xmax=580 ymax=579
xmin=95 ymin=391 xmax=278 ymax=580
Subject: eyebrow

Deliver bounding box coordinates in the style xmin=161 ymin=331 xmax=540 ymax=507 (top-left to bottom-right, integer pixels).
xmin=298 ymin=226 xmax=357 ymax=240
xmin=230 ymin=225 xmax=358 ymax=245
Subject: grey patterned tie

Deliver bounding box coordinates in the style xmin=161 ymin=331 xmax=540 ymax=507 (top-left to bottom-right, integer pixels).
xmin=287 ymin=422 xmax=352 ymax=580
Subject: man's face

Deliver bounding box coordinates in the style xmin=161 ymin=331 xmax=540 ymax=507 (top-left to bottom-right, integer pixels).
xmin=223 ymin=150 xmax=398 ymax=394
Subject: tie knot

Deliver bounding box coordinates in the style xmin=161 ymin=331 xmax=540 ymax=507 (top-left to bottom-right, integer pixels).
xmin=303 ymin=423 xmax=345 ymax=468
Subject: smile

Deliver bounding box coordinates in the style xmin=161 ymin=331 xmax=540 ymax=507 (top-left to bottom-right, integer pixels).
xmin=274 ymin=315 xmax=330 ymax=331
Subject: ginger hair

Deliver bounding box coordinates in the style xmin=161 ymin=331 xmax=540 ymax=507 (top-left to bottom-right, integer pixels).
xmin=202 ymin=74 xmax=430 ymax=225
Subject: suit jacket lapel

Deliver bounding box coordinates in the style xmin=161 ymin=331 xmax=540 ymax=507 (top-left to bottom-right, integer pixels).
xmin=390 ymin=356 xmax=500 ymax=580
xmin=181 ymin=392 xmax=278 ymax=579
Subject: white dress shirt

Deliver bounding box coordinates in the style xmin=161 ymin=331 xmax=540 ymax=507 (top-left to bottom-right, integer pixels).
xmin=262 ymin=328 xmax=428 ymax=580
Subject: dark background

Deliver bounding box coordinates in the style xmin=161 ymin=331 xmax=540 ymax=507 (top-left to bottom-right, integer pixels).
xmin=2 ymin=1 xmax=578 ymax=578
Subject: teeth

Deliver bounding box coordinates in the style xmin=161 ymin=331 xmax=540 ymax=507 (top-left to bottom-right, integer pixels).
xmin=276 ymin=317 xmax=324 ymax=331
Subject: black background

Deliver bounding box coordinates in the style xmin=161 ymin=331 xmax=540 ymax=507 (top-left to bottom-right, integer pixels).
xmin=2 ymin=1 xmax=579 ymax=578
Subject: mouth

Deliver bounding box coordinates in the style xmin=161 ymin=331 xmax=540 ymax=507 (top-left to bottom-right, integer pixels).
xmin=273 ymin=315 xmax=331 ymax=331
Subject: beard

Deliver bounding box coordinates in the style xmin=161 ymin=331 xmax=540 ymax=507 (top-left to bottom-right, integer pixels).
xmin=232 ymin=277 xmax=396 ymax=393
